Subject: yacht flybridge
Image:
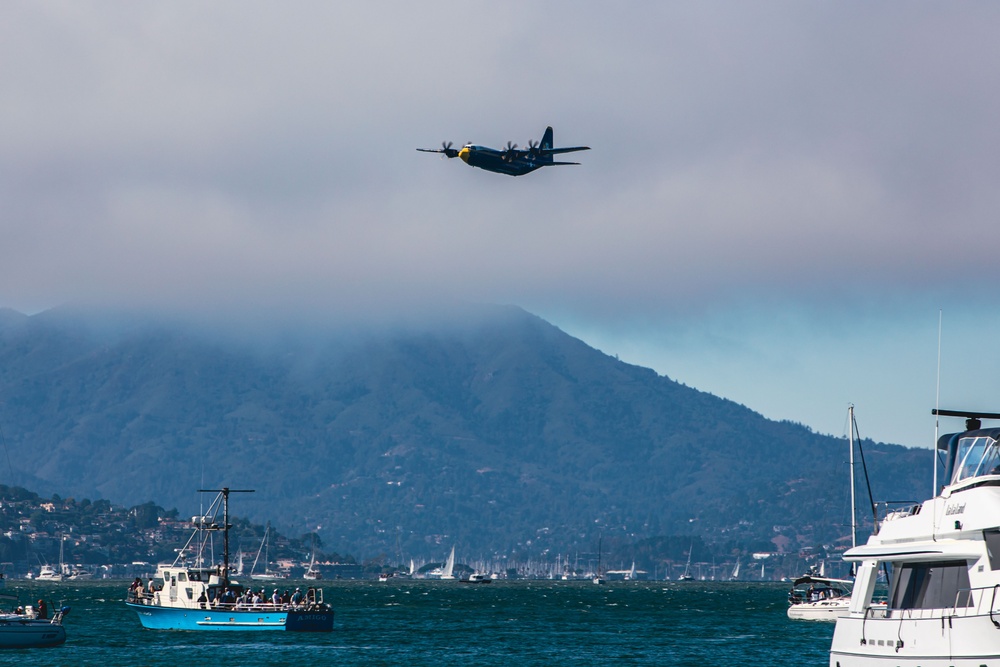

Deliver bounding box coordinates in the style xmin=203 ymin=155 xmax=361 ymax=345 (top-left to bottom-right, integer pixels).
xmin=830 ymin=409 xmax=1000 ymax=666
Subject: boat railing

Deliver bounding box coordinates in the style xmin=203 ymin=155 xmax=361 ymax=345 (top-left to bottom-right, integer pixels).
xmin=882 ymin=585 xmax=1000 ymax=621
xmin=874 ymin=500 xmax=921 ymax=527
xmin=126 ymin=588 xmax=325 ymax=611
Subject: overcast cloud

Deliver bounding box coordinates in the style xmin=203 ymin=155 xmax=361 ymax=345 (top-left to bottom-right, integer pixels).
xmin=3 ymin=2 xmax=1000 ymax=448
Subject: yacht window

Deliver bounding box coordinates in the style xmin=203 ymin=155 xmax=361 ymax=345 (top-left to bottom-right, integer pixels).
xmin=951 ymin=436 xmax=1000 ymax=484
xmin=985 ymin=531 xmax=1000 ymax=570
xmin=889 ymin=561 xmax=972 ymax=610
xmin=177 ymin=572 xmax=187 ymax=582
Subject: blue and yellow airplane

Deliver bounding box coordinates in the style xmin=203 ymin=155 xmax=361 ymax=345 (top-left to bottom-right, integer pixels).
xmin=417 ymin=126 xmax=590 ymax=177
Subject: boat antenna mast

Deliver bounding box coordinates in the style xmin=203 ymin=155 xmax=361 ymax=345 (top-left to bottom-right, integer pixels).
xmin=198 ymin=487 xmax=254 ymax=589
xmin=934 ymin=309 xmax=942 ymax=496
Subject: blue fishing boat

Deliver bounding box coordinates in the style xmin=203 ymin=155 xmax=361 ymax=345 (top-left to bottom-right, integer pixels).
xmin=124 ymin=487 xmax=333 ymax=632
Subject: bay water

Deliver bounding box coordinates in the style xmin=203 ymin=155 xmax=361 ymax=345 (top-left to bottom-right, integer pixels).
xmin=0 ymin=580 xmax=833 ymax=666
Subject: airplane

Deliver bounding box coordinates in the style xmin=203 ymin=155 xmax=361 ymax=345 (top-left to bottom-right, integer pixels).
xmin=417 ymin=126 xmax=590 ymax=177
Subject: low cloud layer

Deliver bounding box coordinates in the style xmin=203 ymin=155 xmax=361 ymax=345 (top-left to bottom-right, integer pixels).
xmin=3 ymin=3 xmax=999 ymax=446
xmin=4 ymin=3 xmax=999 ymax=319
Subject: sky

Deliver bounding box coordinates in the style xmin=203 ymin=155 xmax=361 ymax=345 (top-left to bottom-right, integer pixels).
xmin=3 ymin=2 xmax=1000 ymax=449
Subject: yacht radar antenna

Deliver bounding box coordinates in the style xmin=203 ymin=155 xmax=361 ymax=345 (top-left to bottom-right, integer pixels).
xmin=931 ymin=409 xmax=1000 ymax=432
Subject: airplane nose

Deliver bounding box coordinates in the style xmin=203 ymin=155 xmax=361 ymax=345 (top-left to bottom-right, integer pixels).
xmin=458 ymin=147 xmax=470 ymax=163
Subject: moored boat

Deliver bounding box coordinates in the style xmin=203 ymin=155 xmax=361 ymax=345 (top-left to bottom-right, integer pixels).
xmin=33 ymin=565 xmax=64 ymax=583
xmin=790 ymin=406 xmax=862 ymax=621
xmin=124 ymin=487 xmax=333 ymax=632
xmin=829 ymin=409 xmax=1000 ymax=665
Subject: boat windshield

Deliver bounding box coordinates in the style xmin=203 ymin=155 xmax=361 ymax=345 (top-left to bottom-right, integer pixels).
xmin=951 ymin=435 xmax=1000 ymax=485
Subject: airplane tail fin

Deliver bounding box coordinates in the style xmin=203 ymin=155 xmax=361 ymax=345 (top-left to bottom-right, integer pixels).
xmin=540 ymin=126 xmax=554 ymax=151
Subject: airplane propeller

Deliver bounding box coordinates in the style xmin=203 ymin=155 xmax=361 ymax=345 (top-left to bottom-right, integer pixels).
xmin=501 ymin=141 xmax=520 ymax=162
xmin=417 ymin=141 xmax=459 ymax=158
xmin=526 ymin=139 xmax=541 ymax=158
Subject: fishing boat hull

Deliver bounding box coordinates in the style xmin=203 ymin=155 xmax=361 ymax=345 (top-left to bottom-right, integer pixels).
xmin=125 ymin=601 xmax=333 ymax=632
xmin=0 ymin=617 xmax=66 ymax=648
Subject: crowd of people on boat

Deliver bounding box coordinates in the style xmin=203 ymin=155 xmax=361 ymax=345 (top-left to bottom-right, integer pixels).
xmin=127 ymin=577 xmax=317 ymax=610
xmin=200 ymin=586 xmax=310 ymax=609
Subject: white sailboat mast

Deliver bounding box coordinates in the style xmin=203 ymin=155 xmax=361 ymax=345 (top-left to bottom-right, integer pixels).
xmin=849 ymin=405 xmax=857 ymax=551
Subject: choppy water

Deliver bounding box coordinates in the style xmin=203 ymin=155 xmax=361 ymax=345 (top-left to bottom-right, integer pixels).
xmin=0 ymin=580 xmax=834 ymax=666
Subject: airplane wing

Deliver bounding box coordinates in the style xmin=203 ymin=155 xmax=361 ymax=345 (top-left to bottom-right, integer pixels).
xmin=544 ymin=146 xmax=590 ymax=155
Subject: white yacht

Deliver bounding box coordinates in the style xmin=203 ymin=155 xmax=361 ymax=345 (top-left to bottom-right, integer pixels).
xmin=830 ymin=409 xmax=1000 ymax=666
xmin=33 ymin=565 xmax=65 ymax=583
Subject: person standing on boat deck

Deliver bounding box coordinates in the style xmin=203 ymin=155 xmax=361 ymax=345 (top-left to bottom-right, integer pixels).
xmin=129 ymin=577 xmax=141 ymax=600
xmin=291 ymin=588 xmax=302 ymax=605
xmin=36 ymin=599 xmax=47 ymax=620
xmin=271 ymin=589 xmax=280 ymax=605
xmin=197 ymin=590 xmax=207 ymax=609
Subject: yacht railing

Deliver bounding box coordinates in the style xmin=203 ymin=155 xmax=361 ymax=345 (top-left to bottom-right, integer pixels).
xmin=881 ymin=585 xmax=1000 ymax=621
xmin=874 ymin=500 xmax=921 ymax=529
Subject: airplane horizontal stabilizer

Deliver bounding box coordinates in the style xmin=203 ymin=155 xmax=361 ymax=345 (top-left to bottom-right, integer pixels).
xmin=544 ymin=146 xmax=591 ymax=155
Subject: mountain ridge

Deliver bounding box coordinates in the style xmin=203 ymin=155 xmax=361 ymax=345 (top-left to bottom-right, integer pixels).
xmin=0 ymin=304 xmax=929 ymax=561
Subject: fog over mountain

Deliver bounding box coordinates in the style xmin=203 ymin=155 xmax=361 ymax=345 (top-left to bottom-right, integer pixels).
xmin=0 ymin=305 xmax=928 ymax=560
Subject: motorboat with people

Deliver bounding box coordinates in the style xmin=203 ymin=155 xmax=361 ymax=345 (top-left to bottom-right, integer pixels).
xmin=787 ymin=574 xmax=854 ymax=620
xmin=0 ymin=593 xmax=69 ymax=648
xmin=124 ymin=487 xmax=334 ymax=632
xmin=829 ymin=409 xmax=1000 ymax=666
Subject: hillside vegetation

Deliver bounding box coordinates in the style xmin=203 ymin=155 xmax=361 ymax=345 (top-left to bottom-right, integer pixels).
xmin=0 ymin=305 xmax=930 ymax=562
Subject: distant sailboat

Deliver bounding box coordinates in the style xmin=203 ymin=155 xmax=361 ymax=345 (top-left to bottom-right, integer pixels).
xmin=250 ymin=524 xmax=281 ymax=580
xmin=440 ymin=546 xmax=456 ymax=580
xmin=679 ymin=544 xmax=694 ymax=581
xmin=304 ymin=551 xmax=322 ymax=580
xmin=730 ymin=560 xmax=741 ymax=581
xmin=36 ymin=534 xmax=67 ymax=582
xmin=593 ymin=536 xmax=605 ymax=585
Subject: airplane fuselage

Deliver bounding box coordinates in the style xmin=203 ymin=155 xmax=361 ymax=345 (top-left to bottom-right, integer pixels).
xmin=458 ymin=146 xmax=545 ymax=176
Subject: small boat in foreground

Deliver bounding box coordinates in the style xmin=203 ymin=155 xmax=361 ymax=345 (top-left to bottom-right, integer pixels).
xmin=0 ymin=594 xmax=69 ymax=648
xmin=124 ymin=487 xmax=333 ymax=632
